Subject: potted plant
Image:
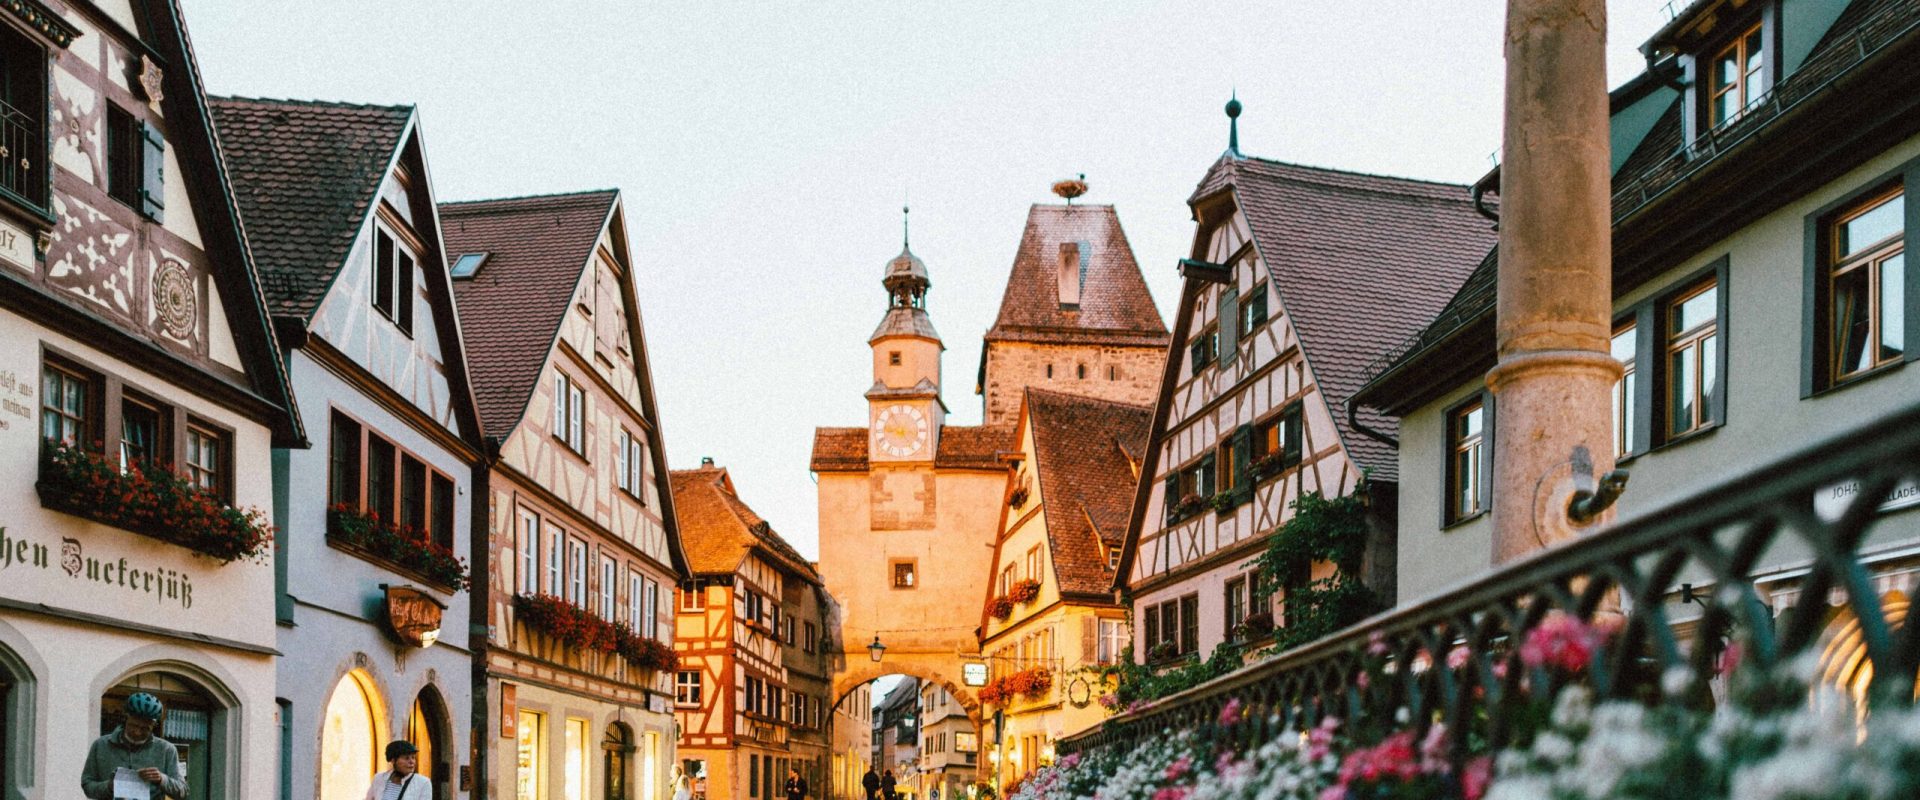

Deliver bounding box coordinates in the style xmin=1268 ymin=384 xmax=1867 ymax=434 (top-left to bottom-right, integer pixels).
xmin=988 ymin=595 xmax=1015 ymax=620
xmin=1250 ymin=452 xmax=1289 ymax=481
xmin=1148 ymin=640 xmax=1179 ymax=663
xmin=1236 ymin=610 xmax=1275 ymax=641
xmin=1210 ymin=491 xmax=1235 ymax=513
xmin=1008 ymin=486 xmax=1030 ymax=508
xmin=1009 ymin=578 xmax=1042 ymax=604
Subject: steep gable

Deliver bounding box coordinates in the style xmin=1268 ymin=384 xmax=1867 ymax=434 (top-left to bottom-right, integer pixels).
xmin=985 ymin=204 xmax=1169 ymax=347
xmin=670 ymin=466 xmax=819 ymax=583
xmin=1025 ymin=389 xmax=1150 ymax=596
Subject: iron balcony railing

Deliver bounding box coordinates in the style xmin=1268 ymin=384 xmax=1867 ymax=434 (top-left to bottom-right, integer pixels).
xmin=1063 ymin=399 xmax=1920 ymax=756
xmin=0 ymin=98 xmax=38 ymax=205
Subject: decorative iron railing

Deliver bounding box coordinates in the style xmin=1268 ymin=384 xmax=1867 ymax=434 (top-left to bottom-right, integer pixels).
xmin=0 ymin=98 xmax=38 ymax=206
xmin=1063 ymin=399 xmax=1920 ymax=757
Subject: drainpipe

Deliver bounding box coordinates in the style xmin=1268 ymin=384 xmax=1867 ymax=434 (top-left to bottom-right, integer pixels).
xmin=1490 ymin=0 xmax=1624 ymax=565
xmin=1344 ymin=397 xmax=1397 ymax=449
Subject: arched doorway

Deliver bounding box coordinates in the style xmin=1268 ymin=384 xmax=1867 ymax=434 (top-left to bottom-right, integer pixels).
xmin=408 ymin=688 xmax=450 ymax=800
xmin=833 ymin=673 xmax=984 ymax=800
xmin=319 ymin=671 xmax=384 ymax=800
xmin=1818 ymin=589 xmax=1914 ymax=718
xmin=602 ymin=722 xmax=631 ymax=800
xmin=101 ymin=670 xmax=222 ymax=800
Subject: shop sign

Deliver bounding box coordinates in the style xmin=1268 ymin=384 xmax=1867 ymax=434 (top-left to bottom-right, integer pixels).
xmin=1814 ymin=477 xmax=1920 ymax=522
xmin=500 ymin=684 xmax=516 ymax=739
xmin=384 ymin=585 xmax=445 ymax=648
xmin=962 ymin=662 xmax=988 ymax=687
xmin=0 ymin=526 xmax=195 ymax=610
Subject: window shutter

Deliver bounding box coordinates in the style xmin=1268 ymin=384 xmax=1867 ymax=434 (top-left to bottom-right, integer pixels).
xmin=1284 ymin=407 xmax=1304 ymax=467
xmin=1163 ymin=474 xmax=1180 ymax=522
xmin=1180 ymin=595 xmax=1199 ymax=654
xmin=1189 ymin=338 xmax=1207 ymax=376
xmin=1218 ymin=287 xmax=1239 ymax=365
xmin=1143 ymin=606 xmax=1160 ymax=652
xmin=139 ymin=121 xmax=165 ymax=222
xmin=615 ymin=434 xmax=628 ymax=491
xmin=1232 ymin=425 xmax=1253 ymax=503
xmin=396 ymin=250 xmax=415 ymax=334
xmin=1200 ymin=454 xmax=1217 ymax=496
xmin=1250 ymin=285 xmax=1268 ymax=327
xmin=1080 ymin=616 xmax=1096 ymax=663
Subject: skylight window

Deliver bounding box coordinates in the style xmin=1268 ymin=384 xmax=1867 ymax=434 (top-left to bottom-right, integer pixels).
xmin=450 ymin=252 xmax=489 ymax=278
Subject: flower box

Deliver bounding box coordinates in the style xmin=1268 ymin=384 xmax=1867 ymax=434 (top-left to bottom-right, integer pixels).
xmin=36 ymin=442 xmax=273 ymax=564
xmin=1209 ymin=491 xmax=1235 ymax=513
xmin=514 ymin=593 xmax=675 ymax=676
xmin=1009 ymin=578 xmax=1042 ymax=605
xmin=1233 ymin=610 xmax=1275 ymax=642
xmin=326 ymin=504 xmax=469 ymax=591
xmin=1008 ymin=486 xmax=1029 ymax=508
xmin=1008 ymin=665 xmax=1053 ymax=698
xmin=1250 ymin=453 xmax=1290 ymax=481
xmin=988 ymin=595 xmax=1015 ymax=620
xmin=1169 ymin=493 xmax=1208 ymax=521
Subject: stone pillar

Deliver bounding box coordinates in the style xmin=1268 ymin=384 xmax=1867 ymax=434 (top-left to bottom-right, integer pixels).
xmin=1489 ymin=0 xmax=1620 ymax=564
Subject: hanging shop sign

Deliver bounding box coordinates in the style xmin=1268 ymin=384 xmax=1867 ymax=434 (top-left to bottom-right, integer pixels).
xmin=384 ymin=585 xmax=446 ymax=648
xmin=962 ymin=662 xmax=988 ymax=687
xmin=500 ymin=684 xmax=517 ymax=739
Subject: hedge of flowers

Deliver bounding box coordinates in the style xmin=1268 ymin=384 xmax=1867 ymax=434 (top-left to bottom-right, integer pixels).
xmin=37 ymin=441 xmax=273 ymax=563
xmin=980 ymin=666 xmax=1055 ymax=706
xmin=327 ymin=504 xmax=470 ymax=590
xmin=514 ymin=593 xmax=677 ymax=674
xmin=1011 ymin=612 xmax=1920 ymax=800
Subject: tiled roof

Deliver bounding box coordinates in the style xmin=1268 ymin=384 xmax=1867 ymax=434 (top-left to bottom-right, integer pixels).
xmin=442 ymin=191 xmax=618 ymax=437
xmin=1363 ymin=0 xmax=1918 ymax=401
xmin=209 ymin=98 xmax=412 ymax=321
xmin=986 ymin=204 xmax=1169 ymax=347
xmin=809 ymin=424 xmax=1014 ymax=472
xmin=1192 ymin=157 xmax=1496 ymax=479
xmin=1024 ymin=389 xmax=1150 ymax=596
xmin=669 ymin=466 xmax=818 ymax=582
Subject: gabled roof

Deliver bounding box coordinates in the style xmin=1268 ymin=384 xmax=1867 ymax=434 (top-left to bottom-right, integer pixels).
xmin=669 ymin=466 xmax=819 ymax=584
xmin=441 ymin=190 xmax=619 ymax=436
xmin=1023 ymin=389 xmax=1150 ymax=597
xmin=984 ymin=204 xmax=1169 ymax=348
xmin=1190 ymin=157 xmax=1495 ymax=478
xmin=809 ymin=425 xmax=1014 ymax=473
xmin=209 ymin=98 xmax=413 ymax=322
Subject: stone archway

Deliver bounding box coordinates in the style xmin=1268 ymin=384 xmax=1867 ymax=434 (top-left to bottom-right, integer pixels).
xmin=831 ymin=660 xmax=984 ymax=737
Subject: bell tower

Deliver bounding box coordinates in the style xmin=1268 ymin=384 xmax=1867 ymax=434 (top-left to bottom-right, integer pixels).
xmin=867 ymin=207 xmax=945 ymax=463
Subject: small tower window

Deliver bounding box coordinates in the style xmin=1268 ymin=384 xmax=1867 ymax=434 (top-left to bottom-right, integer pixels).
xmin=1045 ymin=365 xmax=1053 ymax=379
xmin=1109 ymin=365 xmax=1118 ymax=381
xmin=1076 ymin=364 xmax=1086 ymax=379
xmin=889 ymin=351 xmax=902 ymax=366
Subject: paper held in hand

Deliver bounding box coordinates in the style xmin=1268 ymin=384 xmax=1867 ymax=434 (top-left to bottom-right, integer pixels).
xmin=113 ymin=766 xmax=148 ymax=800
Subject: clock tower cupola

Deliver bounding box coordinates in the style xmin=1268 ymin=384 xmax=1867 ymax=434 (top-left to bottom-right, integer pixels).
xmin=868 ymin=207 xmax=945 ymax=462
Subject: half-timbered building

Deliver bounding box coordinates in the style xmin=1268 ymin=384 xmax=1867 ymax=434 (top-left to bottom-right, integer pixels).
xmin=1115 ymin=120 xmax=1495 ymax=665
xmin=669 ymin=462 xmax=829 ymax=800
xmin=0 ymin=2 xmax=302 ymax=798
xmin=212 ymin=96 xmax=485 ymax=800
xmin=445 ymin=190 xmax=689 ymax=800
xmin=978 ymin=389 xmax=1146 ymax=784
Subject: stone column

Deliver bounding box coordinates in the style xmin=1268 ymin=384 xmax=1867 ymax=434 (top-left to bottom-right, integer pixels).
xmin=1490 ymin=0 xmax=1620 ymax=564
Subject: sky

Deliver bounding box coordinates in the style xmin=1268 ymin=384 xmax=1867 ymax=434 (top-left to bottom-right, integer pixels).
xmin=188 ymin=1 xmax=1676 ymax=561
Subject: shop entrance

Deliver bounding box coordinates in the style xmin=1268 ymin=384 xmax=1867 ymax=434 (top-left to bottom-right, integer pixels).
xmin=102 ymin=672 xmax=218 ymax=800
xmin=408 ymin=688 xmax=450 ymax=800
xmin=602 ymin=723 xmax=631 ymax=800
xmin=319 ymin=671 xmax=383 ymax=800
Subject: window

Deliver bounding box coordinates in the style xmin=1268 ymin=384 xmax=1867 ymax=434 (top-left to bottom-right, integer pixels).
xmin=1165 ymin=454 xmax=1216 ymax=522
xmin=1218 ymin=432 xmax=1241 ymax=495
xmin=628 ymin=571 xmax=644 ymax=632
xmin=1108 ymin=365 xmax=1118 ymax=381
xmin=328 ymin=411 xmax=361 ymax=506
xmin=680 ymin=581 xmax=705 ymax=611
xmin=643 ymin=578 xmax=659 ymax=638
xmin=553 ymin=373 xmax=585 ymax=454
xmin=450 ymin=252 xmax=488 ymax=279
xmin=430 ymin=472 xmax=454 ymax=550
xmin=1143 ymin=595 xmax=1198 ymax=659
xmin=999 ymin=564 xmax=1015 ymax=597
xmin=616 ymin=429 xmax=646 ymax=502
xmin=804 ymin=621 xmax=817 ymax=653
xmin=1024 ymin=547 xmax=1041 ymax=582
xmin=184 ymin=422 xmax=225 ymax=496
xmin=745 ymin=676 xmax=763 ymax=715
xmin=366 ymin=436 xmax=396 ymax=519
xmin=545 ymin=526 xmax=563 ymax=595
xmin=565 ymin=718 xmax=589 ymax=800
xmin=1239 ymin=282 xmax=1269 ymax=336
xmin=1708 ymin=23 xmax=1767 ymax=128
xmin=1076 ymin=363 xmax=1086 ymax=379
xmin=1180 ymin=594 xmax=1199 ymax=654
xmin=0 ymin=25 xmax=49 ymax=208
xmin=40 ymin=363 xmax=91 ymax=446
xmin=518 ymin=510 xmax=540 ymax=595
xmin=1254 ymin=403 xmax=1305 ymax=475
xmin=1107 ymin=546 xmax=1121 ymax=569
xmin=106 ymin=104 xmax=142 ymax=208
xmin=784 ymin=617 xmax=796 ymax=646
xmin=1664 ymin=280 xmax=1720 ymax=439
xmin=568 ymin=539 xmax=587 ymax=606
xmin=1225 ymin=576 xmax=1247 ymax=637
xmin=1189 ymin=325 xmax=1218 ymax=375
xmin=515 ymin=710 xmax=543 ymax=800
xmin=888 ymin=351 xmax=901 ymax=366
xmin=891 ymin=560 xmax=916 ymax=589
xmin=1612 ymin=324 xmax=1638 ymax=458
xmin=1446 ymin=398 xmax=1488 ymax=524
xmin=371 ymin=226 xmax=416 ymax=334
xmin=675 ymin=671 xmax=702 ymax=706
xmin=1826 ymin=188 xmax=1905 ymax=383
xmin=400 ymin=455 xmax=427 ymax=533
xmin=600 ymin=555 xmax=617 ymax=622
xmin=742 ymin=591 xmax=762 ymax=625
xmin=118 ymin=395 xmax=166 ymax=473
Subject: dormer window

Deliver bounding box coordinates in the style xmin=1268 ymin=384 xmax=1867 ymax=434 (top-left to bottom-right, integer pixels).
xmin=1708 ymin=22 xmax=1767 ymax=127
xmin=450 ymin=252 xmax=488 ymax=279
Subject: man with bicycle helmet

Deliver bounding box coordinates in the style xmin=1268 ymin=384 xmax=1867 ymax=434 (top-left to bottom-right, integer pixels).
xmin=81 ymin=692 xmax=189 ymax=799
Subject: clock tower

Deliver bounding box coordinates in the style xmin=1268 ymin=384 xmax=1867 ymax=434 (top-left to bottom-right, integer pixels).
xmin=867 ymin=213 xmax=946 ymax=462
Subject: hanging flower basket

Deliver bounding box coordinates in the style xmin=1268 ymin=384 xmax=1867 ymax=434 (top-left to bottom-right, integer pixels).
xmin=1010 ymin=578 xmax=1042 ymax=605
xmin=1008 ymin=486 xmax=1030 ymax=508
xmin=327 ymin=504 xmax=470 ymax=591
xmin=988 ymin=595 xmax=1016 ymax=620
xmin=514 ymin=594 xmax=675 ymax=676
xmin=36 ymin=441 xmax=273 ymax=564
xmin=979 ymin=676 xmax=1012 ymax=706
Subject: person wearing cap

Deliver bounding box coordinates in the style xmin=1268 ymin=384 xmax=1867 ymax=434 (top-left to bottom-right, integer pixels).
xmin=363 ymin=740 xmax=432 ymax=800
xmin=81 ymin=692 xmax=189 ymax=799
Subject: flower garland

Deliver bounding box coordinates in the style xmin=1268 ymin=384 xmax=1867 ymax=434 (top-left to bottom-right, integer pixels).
xmin=327 ymin=504 xmax=470 ymax=590
xmin=36 ymin=441 xmax=273 ymax=564
xmin=514 ymin=593 xmax=676 ymax=674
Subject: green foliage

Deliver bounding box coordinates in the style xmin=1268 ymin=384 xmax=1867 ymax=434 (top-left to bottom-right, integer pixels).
xmin=1109 ymin=641 xmax=1247 ymax=708
xmin=1267 ymin=576 xmax=1380 ymax=652
xmin=1251 ymin=490 xmax=1370 ymax=583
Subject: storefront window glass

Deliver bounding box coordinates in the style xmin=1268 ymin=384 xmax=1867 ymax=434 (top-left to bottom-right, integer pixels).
xmin=643 ymin=731 xmax=659 ymax=800
xmin=517 ymin=710 xmax=543 ymax=800
xmin=565 ymin=718 xmax=589 ymax=800
xmin=320 ymin=672 xmax=381 ymax=800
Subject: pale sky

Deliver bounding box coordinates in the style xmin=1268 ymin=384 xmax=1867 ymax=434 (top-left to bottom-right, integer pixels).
xmin=189 ymin=1 xmax=1675 ymax=560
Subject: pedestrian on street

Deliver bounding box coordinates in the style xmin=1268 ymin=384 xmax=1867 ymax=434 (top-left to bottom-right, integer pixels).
xmin=81 ymin=692 xmax=188 ymax=800
xmin=783 ymin=767 xmax=808 ymax=800
xmin=671 ymin=766 xmax=692 ymax=800
xmin=862 ymin=767 xmax=881 ymax=800
xmin=362 ymin=740 xmax=432 ymax=800
xmin=880 ymin=769 xmax=898 ymax=800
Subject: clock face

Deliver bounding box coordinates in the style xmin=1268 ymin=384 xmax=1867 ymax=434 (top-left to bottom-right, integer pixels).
xmin=872 ymin=404 xmax=929 ymax=458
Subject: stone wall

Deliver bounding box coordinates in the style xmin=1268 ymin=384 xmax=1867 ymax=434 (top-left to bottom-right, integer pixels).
xmin=981 ymin=342 xmax=1164 ymax=427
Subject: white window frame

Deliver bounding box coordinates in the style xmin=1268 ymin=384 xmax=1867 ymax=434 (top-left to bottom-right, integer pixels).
xmin=518 ymin=509 xmax=540 ymax=596
xmin=1098 ymin=618 xmax=1128 ymax=664
xmin=600 ymin=555 xmax=617 ymax=621
xmin=569 ymin=539 xmax=587 ymax=606
xmin=545 ymin=526 xmax=563 ymax=595
xmin=644 ymin=578 xmax=659 ymax=639
xmin=629 ymin=571 xmax=644 ymax=633
xmin=676 ymin=670 xmax=702 ymax=707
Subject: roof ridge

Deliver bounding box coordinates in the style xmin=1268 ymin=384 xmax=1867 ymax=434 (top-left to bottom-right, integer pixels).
xmin=1237 ymin=155 xmax=1476 ymax=192
xmin=441 ymin=188 xmax=619 ymax=209
xmin=208 ymin=95 xmax=413 ymax=113
xmin=1026 ymin=386 xmax=1153 ymax=412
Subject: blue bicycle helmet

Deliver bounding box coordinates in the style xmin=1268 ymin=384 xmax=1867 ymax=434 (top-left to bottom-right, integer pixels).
xmin=125 ymin=692 xmax=164 ymax=722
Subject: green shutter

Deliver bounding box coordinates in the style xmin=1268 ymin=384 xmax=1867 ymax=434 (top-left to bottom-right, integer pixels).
xmin=1232 ymin=425 xmax=1253 ymax=503
xmin=139 ymin=121 xmax=165 ymax=222
xmin=1250 ymin=284 xmax=1269 ymax=327
xmin=1218 ymin=287 xmax=1239 ymax=365
xmin=1164 ymin=474 xmax=1180 ymax=522
xmin=1284 ymin=406 xmax=1304 ymax=466
xmin=1200 ymin=454 xmax=1217 ymax=496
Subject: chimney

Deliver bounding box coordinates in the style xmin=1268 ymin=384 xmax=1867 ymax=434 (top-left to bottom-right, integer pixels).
xmin=1058 ymin=242 xmax=1083 ymax=308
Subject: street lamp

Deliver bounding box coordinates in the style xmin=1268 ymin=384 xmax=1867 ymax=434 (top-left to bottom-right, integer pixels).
xmin=869 ymin=635 xmax=887 ymax=663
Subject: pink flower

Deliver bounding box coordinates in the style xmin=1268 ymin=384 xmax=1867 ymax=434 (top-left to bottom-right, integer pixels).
xmin=1418 ymin=723 xmax=1450 ymax=774
xmin=1355 ymin=671 xmax=1370 ymax=690
xmin=1447 ymin=646 xmax=1472 ymax=670
xmin=1098 ymin=693 xmax=1120 ymax=709
xmin=1716 ymin=641 xmax=1744 ymax=677
xmin=1520 ymin=612 xmax=1601 ymax=673
xmin=1461 ymin=755 xmax=1494 ymax=800
xmin=1306 ymin=717 xmax=1340 ymax=761
xmin=1367 ymin=630 xmax=1390 ymax=657
xmin=1218 ymin=697 xmax=1245 ymax=726
xmin=1165 ymin=754 xmax=1193 ymax=782
xmin=1151 ymin=788 xmax=1190 ymax=800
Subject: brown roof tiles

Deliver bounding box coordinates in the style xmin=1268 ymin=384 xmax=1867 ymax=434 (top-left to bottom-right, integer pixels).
xmin=985 ymin=204 xmax=1169 ymax=347
xmin=669 ymin=466 xmax=819 ymax=582
xmin=1024 ymin=389 xmax=1151 ymax=596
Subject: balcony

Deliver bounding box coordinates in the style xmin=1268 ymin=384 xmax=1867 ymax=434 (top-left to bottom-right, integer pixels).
xmin=0 ymin=92 xmax=46 ymax=214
